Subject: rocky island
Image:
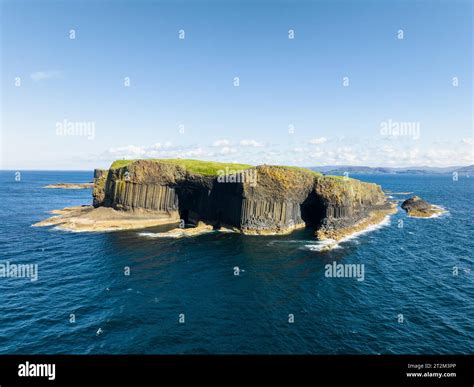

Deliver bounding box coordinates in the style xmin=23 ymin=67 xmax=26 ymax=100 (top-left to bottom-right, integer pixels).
xmin=401 ymin=195 xmax=445 ymax=218
xmin=34 ymin=159 xmax=397 ymax=239
xmin=44 ymin=183 xmax=94 ymax=189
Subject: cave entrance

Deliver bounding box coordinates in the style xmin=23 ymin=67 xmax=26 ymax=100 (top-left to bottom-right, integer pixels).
xmin=180 ymin=209 xmax=190 ymax=224
xmin=301 ymin=191 xmax=326 ymax=229
xmin=215 ymin=210 xmax=223 ymax=228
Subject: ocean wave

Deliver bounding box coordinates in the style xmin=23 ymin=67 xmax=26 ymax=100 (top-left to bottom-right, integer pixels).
xmin=408 ymin=205 xmax=450 ymax=219
xmin=268 ymin=240 xmax=318 ymax=246
xmin=217 ymin=228 xmax=236 ymax=233
xmin=303 ymin=215 xmax=392 ymax=252
xmin=302 ymin=239 xmax=341 ymax=252
xmin=138 ymin=228 xmax=215 ymax=238
xmin=52 ymin=226 xmax=93 ymax=233
xmin=137 ymin=231 xmax=187 ymax=238
xmin=429 ymin=205 xmax=450 ymax=218
xmin=339 ymin=215 xmax=392 ymax=243
xmin=386 ymin=192 xmax=414 ymax=195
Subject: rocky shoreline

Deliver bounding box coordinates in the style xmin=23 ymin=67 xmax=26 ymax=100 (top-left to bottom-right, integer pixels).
xmin=35 ymin=159 xmax=400 ymax=241
xmin=33 ymin=205 xmax=180 ymax=232
xmin=316 ymin=202 xmax=397 ymax=241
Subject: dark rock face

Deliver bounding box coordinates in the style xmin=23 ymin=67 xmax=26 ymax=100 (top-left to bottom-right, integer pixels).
xmin=313 ymin=175 xmax=391 ymax=239
xmin=92 ymin=169 xmax=108 ymax=207
xmin=238 ymin=166 xmax=316 ymax=233
xmin=401 ymin=195 xmax=441 ymax=218
xmin=96 ymin=160 xmax=390 ymax=235
xmin=401 ymin=195 xmax=429 ymax=211
xmin=102 ymin=161 xmax=186 ymax=213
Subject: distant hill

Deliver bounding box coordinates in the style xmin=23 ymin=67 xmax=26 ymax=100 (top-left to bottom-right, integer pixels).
xmin=311 ymin=165 xmax=474 ymax=176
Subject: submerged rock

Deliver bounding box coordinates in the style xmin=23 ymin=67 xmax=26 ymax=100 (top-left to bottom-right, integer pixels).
xmin=401 ymin=196 xmax=444 ymax=218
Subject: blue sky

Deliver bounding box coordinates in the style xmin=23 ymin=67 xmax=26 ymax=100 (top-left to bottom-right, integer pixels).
xmin=1 ymin=0 xmax=472 ymax=170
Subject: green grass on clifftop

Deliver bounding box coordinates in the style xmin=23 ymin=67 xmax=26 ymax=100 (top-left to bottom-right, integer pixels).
xmin=110 ymin=159 xmax=253 ymax=176
xmin=276 ymin=166 xmax=322 ymax=176
xmin=110 ymin=159 xmax=329 ymax=178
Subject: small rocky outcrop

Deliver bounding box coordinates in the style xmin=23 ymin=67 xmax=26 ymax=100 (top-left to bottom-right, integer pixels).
xmin=401 ymin=196 xmax=443 ymax=218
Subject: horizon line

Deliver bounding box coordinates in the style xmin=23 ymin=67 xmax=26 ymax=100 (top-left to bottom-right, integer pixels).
xmin=0 ymin=163 xmax=472 ymax=172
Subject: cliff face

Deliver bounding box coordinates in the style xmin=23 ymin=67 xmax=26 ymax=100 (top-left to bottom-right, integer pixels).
xmin=313 ymin=176 xmax=389 ymax=239
xmin=92 ymin=169 xmax=108 ymax=207
xmin=103 ymin=161 xmax=185 ymax=213
xmin=239 ymin=166 xmax=317 ymax=233
xmin=95 ymin=160 xmax=390 ymax=236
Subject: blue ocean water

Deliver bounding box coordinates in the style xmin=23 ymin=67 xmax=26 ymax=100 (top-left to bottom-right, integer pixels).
xmin=0 ymin=171 xmax=472 ymax=354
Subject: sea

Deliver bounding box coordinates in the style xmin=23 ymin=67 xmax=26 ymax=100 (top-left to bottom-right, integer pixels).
xmin=0 ymin=171 xmax=472 ymax=354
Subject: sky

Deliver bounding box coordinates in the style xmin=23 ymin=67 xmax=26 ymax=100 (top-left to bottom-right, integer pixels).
xmin=1 ymin=0 xmax=472 ymax=170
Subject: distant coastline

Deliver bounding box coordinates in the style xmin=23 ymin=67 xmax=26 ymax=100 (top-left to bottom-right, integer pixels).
xmin=311 ymin=165 xmax=473 ymax=176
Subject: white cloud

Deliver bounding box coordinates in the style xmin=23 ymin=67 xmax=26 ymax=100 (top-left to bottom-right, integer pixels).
xmin=462 ymin=137 xmax=474 ymax=146
xmin=334 ymin=146 xmax=358 ymax=163
xmin=212 ymin=139 xmax=230 ymax=147
xmin=108 ymin=145 xmax=147 ymax=157
xmin=308 ymin=137 xmax=327 ymax=145
xmin=104 ymin=142 xmax=212 ymax=160
xmin=30 ymin=70 xmax=63 ymax=82
xmin=239 ymin=139 xmax=264 ymax=147
xmin=219 ymin=146 xmax=237 ymax=155
xmin=96 ymin=136 xmax=473 ymax=169
xmin=183 ymin=148 xmax=205 ymax=157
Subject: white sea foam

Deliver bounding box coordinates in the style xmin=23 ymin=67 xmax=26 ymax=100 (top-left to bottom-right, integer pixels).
xmin=303 ymin=239 xmax=341 ymax=252
xmin=139 ymin=213 xmax=394 ymax=250
xmin=218 ymin=228 xmax=236 ymax=233
xmin=138 ymin=228 xmax=214 ymax=238
xmin=138 ymin=231 xmax=188 ymax=238
xmin=430 ymin=205 xmax=449 ymax=218
xmin=52 ymin=226 xmax=92 ymax=233
xmin=339 ymin=215 xmax=392 ymax=243
xmin=303 ymin=215 xmax=392 ymax=252
xmin=52 ymin=225 xmax=118 ymax=233
xmin=408 ymin=205 xmax=449 ymax=219
xmin=387 ymin=192 xmax=413 ymax=195
xmin=268 ymin=240 xmax=316 ymax=246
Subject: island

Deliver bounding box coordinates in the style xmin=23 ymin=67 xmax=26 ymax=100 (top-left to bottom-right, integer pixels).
xmin=44 ymin=183 xmax=94 ymax=189
xmin=34 ymin=159 xmax=397 ymax=239
xmin=401 ymin=195 xmax=445 ymax=218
